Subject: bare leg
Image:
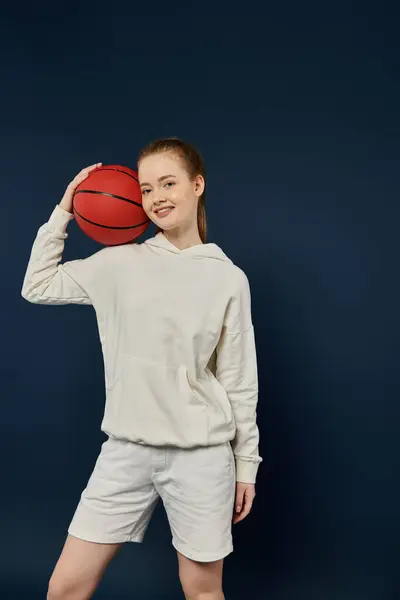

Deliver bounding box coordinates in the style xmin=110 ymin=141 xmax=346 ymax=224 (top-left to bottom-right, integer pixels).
xmin=47 ymin=533 xmax=123 ymax=600
xmin=176 ymin=550 xmax=225 ymax=600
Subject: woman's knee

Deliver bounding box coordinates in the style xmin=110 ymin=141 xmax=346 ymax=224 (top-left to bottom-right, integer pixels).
xmin=47 ymin=575 xmax=96 ymax=600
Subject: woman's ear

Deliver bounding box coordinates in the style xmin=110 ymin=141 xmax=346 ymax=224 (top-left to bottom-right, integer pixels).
xmin=194 ymin=175 xmax=205 ymax=197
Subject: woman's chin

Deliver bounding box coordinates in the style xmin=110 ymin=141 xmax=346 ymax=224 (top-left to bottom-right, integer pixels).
xmin=155 ymin=216 xmax=178 ymax=230
xmin=148 ymin=212 xmax=174 ymax=226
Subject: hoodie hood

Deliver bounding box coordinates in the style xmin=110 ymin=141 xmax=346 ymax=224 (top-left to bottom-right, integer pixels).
xmin=144 ymin=232 xmax=232 ymax=263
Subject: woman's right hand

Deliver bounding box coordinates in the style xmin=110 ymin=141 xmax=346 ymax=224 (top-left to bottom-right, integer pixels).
xmin=59 ymin=163 xmax=102 ymax=214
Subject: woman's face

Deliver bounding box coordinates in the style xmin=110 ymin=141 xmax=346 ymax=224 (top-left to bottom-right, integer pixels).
xmin=138 ymin=152 xmax=204 ymax=231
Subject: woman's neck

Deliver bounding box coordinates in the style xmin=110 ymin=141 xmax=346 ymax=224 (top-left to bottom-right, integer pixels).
xmin=161 ymin=225 xmax=203 ymax=251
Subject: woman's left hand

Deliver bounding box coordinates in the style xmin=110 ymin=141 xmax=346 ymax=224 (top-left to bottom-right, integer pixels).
xmin=232 ymin=482 xmax=256 ymax=524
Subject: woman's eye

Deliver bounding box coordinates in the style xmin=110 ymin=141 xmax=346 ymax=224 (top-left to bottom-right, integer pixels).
xmin=142 ymin=182 xmax=174 ymax=195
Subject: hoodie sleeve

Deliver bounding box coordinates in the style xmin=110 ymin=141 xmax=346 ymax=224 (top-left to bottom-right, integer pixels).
xmin=21 ymin=204 xmax=107 ymax=305
xmin=215 ymin=269 xmax=262 ymax=484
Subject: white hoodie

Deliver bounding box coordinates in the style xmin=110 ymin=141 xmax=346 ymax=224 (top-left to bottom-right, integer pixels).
xmin=21 ymin=205 xmax=262 ymax=483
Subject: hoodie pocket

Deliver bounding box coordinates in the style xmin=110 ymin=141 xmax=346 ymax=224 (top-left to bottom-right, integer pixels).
xmin=116 ymin=355 xmax=209 ymax=446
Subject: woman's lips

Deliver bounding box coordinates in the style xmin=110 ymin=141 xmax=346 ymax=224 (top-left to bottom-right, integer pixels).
xmin=155 ymin=207 xmax=174 ymax=218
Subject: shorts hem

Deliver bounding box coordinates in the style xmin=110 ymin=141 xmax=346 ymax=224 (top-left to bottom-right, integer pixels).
xmin=68 ymin=528 xmax=144 ymax=544
xmin=172 ymin=539 xmax=233 ymax=562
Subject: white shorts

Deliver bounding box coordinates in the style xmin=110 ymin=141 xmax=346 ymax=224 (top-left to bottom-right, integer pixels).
xmin=68 ymin=436 xmax=236 ymax=562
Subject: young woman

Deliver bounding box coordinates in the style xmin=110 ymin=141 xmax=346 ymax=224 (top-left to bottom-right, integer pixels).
xmin=21 ymin=138 xmax=262 ymax=600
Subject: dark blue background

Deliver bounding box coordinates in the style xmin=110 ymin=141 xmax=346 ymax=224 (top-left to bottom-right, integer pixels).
xmin=2 ymin=3 xmax=399 ymax=599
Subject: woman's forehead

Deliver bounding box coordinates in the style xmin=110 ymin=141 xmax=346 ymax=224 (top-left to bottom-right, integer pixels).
xmin=139 ymin=153 xmax=184 ymax=181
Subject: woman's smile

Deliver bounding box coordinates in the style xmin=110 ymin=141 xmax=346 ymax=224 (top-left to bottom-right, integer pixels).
xmin=154 ymin=206 xmax=175 ymax=218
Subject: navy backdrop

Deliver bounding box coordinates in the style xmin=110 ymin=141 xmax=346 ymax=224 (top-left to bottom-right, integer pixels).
xmin=2 ymin=4 xmax=399 ymax=599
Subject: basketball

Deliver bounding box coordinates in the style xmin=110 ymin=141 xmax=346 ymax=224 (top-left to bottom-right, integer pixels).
xmin=72 ymin=165 xmax=151 ymax=246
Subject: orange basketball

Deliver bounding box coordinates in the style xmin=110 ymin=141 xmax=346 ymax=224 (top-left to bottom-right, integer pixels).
xmin=72 ymin=165 xmax=151 ymax=246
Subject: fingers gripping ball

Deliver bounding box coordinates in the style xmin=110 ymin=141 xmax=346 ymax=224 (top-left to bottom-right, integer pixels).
xmin=72 ymin=165 xmax=151 ymax=246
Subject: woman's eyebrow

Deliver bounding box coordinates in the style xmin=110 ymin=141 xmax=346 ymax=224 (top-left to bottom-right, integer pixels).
xmin=140 ymin=174 xmax=176 ymax=188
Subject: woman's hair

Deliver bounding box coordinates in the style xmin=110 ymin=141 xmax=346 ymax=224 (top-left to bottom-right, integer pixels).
xmin=137 ymin=137 xmax=207 ymax=243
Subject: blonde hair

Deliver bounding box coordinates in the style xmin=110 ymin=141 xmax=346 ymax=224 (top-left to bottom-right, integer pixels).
xmin=137 ymin=137 xmax=207 ymax=243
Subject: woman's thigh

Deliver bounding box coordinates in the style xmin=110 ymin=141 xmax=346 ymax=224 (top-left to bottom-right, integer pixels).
xmin=47 ymin=533 xmax=122 ymax=599
xmin=176 ymin=549 xmax=224 ymax=597
xmin=156 ymin=441 xmax=236 ymax=563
